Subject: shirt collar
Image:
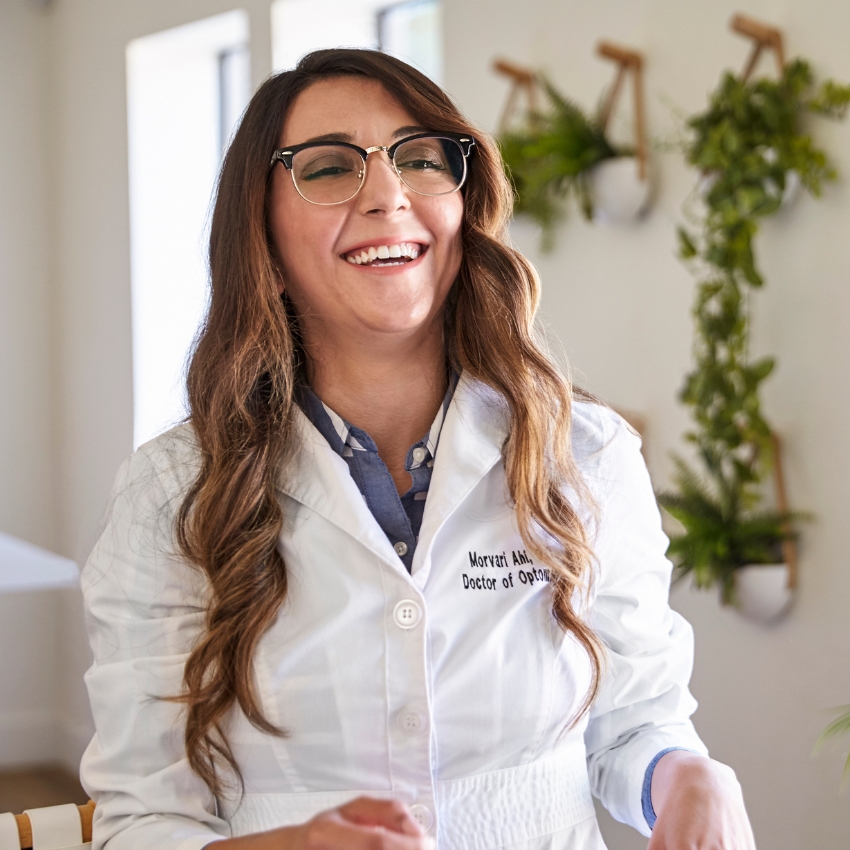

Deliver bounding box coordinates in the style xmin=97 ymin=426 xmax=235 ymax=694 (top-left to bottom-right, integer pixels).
xmin=296 ymin=371 xmax=459 ymax=466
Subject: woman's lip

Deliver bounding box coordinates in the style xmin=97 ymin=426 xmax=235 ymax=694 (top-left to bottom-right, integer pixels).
xmin=342 ymin=245 xmax=429 ymax=273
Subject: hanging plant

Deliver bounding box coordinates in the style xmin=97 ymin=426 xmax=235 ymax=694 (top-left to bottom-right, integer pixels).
xmin=498 ymin=77 xmax=623 ymax=249
xmin=657 ymin=58 xmax=850 ymax=605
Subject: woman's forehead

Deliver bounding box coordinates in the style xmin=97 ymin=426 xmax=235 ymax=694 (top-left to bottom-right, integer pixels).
xmin=281 ymin=76 xmax=418 ymax=146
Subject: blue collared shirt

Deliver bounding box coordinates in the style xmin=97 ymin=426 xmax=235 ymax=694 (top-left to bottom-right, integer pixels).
xmin=296 ymin=375 xmax=456 ymax=573
xmin=297 ymin=376 xmax=685 ymax=828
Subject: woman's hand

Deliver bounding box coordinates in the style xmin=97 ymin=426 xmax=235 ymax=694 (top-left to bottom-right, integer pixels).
xmin=648 ymin=751 xmax=756 ymax=849
xmin=212 ymin=797 xmax=434 ymax=850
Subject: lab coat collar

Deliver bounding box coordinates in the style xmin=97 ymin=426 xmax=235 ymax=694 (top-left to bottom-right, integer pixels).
xmin=276 ymin=374 xmax=507 ymax=582
xmin=411 ymin=374 xmax=506 ymax=583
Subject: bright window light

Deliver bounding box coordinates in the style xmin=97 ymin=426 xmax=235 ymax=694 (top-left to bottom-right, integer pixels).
xmin=271 ymin=0 xmax=441 ymax=83
xmin=379 ymin=0 xmax=441 ymax=84
xmin=127 ymin=10 xmax=251 ymax=449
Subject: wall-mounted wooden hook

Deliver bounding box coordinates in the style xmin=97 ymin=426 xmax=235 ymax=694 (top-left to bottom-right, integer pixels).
xmin=771 ymin=432 xmax=798 ymax=590
xmin=492 ymin=58 xmax=539 ymax=134
xmin=730 ymin=13 xmax=785 ymax=82
xmin=596 ymin=41 xmax=647 ymax=180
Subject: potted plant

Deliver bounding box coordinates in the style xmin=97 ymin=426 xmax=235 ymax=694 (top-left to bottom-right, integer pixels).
xmin=498 ymin=77 xmax=647 ymax=249
xmin=657 ymin=59 xmax=850 ymax=615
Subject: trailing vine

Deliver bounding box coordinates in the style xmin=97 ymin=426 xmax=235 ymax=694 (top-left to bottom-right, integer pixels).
xmin=658 ymin=59 xmax=850 ymax=602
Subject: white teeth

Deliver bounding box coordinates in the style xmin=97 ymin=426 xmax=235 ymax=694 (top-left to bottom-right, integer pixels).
xmin=344 ymin=242 xmax=424 ymax=265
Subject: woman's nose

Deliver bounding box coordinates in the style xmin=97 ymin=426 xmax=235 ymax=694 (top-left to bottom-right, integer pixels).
xmin=355 ymin=151 xmax=411 ymax=214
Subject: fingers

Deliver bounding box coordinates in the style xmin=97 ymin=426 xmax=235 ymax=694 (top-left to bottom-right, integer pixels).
xmin=304 ymin=816 xmax=432 ymax=850
xmin=295 ymin=797 xmax=433 ymax=850
xmin=337 ymin=797 xmax=423 ymax=836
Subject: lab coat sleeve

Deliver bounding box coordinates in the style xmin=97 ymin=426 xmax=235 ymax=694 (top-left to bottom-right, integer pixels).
xmin=80 ymin=440 xmax=231 ymax=850
xmin=583 ymin=414 xmax=708 ymax=837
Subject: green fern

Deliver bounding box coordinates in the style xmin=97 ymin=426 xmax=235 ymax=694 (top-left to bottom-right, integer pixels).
xmin=657 ymin=458 xmax=799 ymax=604
xmin=499 ymin=75 xmax=618 ymax=249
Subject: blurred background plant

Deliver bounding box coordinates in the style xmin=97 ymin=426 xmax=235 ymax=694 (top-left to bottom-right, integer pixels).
xmin=498 ymin=76 xmax=621 ymax=249
xmin=657 ymin=59 xmax=850 ymax=604
xmin=816 ymin=706 xmax=850 ymax=786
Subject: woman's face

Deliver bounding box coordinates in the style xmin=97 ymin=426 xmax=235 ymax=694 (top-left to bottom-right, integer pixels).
xmin=268 ymin=77 xmax=464 ymax=347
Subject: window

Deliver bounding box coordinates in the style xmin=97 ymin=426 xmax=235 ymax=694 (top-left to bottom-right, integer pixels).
xmin=378 ymin=0 xmax=441 ymax=84
xmin=126 ymin=11 xmax=251 ymax=448
xmin=271 ymin=0 xmax=441 ymax=83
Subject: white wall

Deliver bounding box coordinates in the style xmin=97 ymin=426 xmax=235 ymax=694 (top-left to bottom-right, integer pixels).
xmin=0 ymin=0 xmax=54 ymax=549
xmin=0 ymin=0 xmax=65 ymax=769
xmin=0 ymin=0 xmax=277 ymax=775
xmin=443 ymin=1 xmax=850 ymax=847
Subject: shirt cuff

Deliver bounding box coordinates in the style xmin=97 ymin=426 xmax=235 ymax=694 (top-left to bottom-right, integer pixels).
xmin=641 ymin=747 xmax=694 ymax=830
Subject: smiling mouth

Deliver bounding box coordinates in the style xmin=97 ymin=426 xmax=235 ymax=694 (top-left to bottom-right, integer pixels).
xmin=343 ymin=242 xmax=425 ymax=267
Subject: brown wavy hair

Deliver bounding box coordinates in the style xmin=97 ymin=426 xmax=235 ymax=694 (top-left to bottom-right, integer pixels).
xmin=176 ymin=48 xmax=602 ymax=798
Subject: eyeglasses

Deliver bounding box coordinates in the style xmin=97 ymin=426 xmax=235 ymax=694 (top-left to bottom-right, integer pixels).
xmin=269 ymin=132 xmax=476 ymax=205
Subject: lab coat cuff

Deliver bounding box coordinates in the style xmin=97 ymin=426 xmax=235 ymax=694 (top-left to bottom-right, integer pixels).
xmin=621 ymin=731 xmax=709 ymax=837
xmin=641 ymin=747 xmax=699 ymax=829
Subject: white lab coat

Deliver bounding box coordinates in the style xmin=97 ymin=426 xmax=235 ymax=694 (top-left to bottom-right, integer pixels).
xmin=80 ymin=374 xmax=707 ymax=850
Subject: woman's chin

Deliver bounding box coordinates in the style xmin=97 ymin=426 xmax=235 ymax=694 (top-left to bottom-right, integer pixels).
xmin=350 ymin=305 xmax=442 ymax=339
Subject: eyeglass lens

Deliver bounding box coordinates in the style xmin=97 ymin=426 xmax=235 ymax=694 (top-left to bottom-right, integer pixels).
xmin=290 ymin=137 xmax=466 ymax=205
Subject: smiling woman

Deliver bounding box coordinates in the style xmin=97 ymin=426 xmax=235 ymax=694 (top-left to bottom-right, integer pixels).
xmin=79 ymin=49 xmax=755 ymax=850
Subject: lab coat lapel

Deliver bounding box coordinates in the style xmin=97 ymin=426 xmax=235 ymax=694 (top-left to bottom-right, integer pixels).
xmin=276 ymin=407 xmax=404 ymax=570
xmin=412 ymin=374 xmax=507 ymax=584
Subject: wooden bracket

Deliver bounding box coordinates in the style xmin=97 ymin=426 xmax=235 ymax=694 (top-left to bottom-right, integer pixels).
xmin=596 ymin=41 xmax=647 ymax=180
xmin=770 ymin=433 xmax=798 ymax=590
xmin=492 ymin=58 xmax=539 ymax=134
xmin=730 ymin=13 xmax=785 ymax=81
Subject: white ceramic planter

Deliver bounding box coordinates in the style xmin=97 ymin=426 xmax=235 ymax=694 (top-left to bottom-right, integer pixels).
xmin=767 ymin=169 xmax=801 ymax=207
xmin=734 ymin=563 xmax=793 ymax=622
xmin=590 ymin=156 xmax=651 ymax=224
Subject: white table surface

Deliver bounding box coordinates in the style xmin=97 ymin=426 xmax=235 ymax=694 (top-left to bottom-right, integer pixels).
xmin=0 ymin=530 xmax=80 ymax=593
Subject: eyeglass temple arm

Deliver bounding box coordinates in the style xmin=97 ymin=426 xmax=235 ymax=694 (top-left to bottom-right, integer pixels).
xmin=270 ymin=150 xmax=293 ymax=169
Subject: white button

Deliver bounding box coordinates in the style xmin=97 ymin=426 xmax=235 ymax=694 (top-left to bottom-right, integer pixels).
xmin=412 ymin=446 xmax=427 ymax=464
xmin=393 ymin=598 xmax=422 ymax=629
xmin=394 ymin=540 xmax=409 ymax=557
xmin=409 ymin=803 xmax=433 ymax=832
xmin=398 ymin=709 xmax=427 ymax=735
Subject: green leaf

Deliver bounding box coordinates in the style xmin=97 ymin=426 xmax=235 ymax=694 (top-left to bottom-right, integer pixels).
xmin=815 ymin=706 xmax=850 ymax=781
xmin=678 ymin=227 xmax=698 ymax=259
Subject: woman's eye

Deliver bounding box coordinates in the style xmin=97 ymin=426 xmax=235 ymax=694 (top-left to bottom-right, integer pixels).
xmin=297 ymin=151 xmax=358 ymax=181
xmin=397 ymin=156 xmax=446 ymax=171
xmin=396 ymin=143 xmax=448 ymax=171
xmin=303 ymin=165 xmax=352 ymax=180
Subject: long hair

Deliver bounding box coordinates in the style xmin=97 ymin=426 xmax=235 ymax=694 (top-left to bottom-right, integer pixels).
xmin=176 ymin=48 xmax=602 ymax=798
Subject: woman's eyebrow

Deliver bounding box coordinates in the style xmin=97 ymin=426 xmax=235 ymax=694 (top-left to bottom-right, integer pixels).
xmin=300 ymin=132 xmax=356 ymax=144
xmin=297 ymin=126 xmax=430 ymax=146
xmin=392 ymin=125 xmax=428 ymax=139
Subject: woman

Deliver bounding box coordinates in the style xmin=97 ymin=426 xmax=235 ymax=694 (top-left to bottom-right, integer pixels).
xmin=81 ymin=49 xmax=756 ymax=849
